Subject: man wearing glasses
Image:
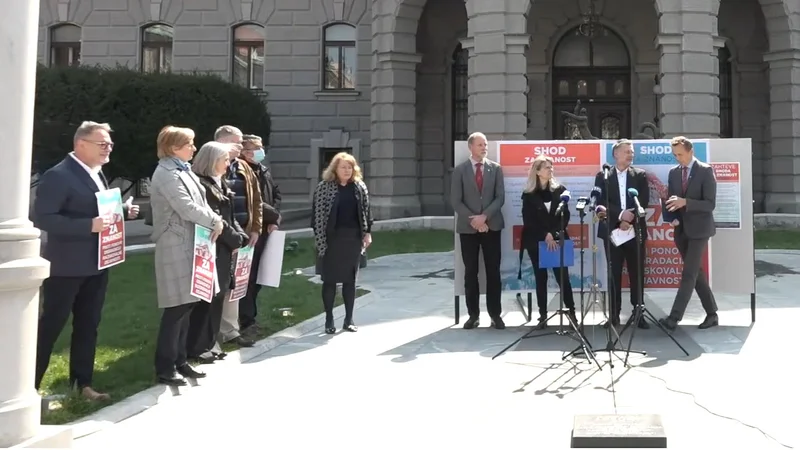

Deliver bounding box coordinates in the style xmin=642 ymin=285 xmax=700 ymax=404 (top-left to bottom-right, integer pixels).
xmin=33 ymin=121 xmax=139 ymax=401
xmin=237 ymin=134 xmax=281 ymax=336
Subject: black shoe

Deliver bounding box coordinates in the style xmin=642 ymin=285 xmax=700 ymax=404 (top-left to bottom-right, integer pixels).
xmin=490 ymin=316 xmax=506 ymax=330
xmin=343 ymin=320 xmax=358 ymax=332
xmin=535 ymin=313 xmax=548 ymax=330
xmin=241 ymin=324 xmax=261 ymax=336
xmin=233 ymin=336 xmax=255 ymax=347
xmin=190 ymin=352 xmax=217 ymax=364
xmin=635 ymin=314 xmax=650 ymax=329
xmin=325 ymin=316 xmax=336 ymax=334
xmin=157 ymin=373 xmax=186 ymax=386
xmin=698 ymin=314 xmax=719 ymax=329
xmin=213 ymin=351 xmax=227 ymax=360
xmin=463 ymin=316 xmax=480 ymax=329
xmin=566 ymin=310 xmax=579 ymax=326
xmin=177 ymin=364 xmax=207 ymax=379
xmin=658 ymin=316 xmax=678 ymax=331
xmin=603 ymin=316 xmax=620 ymax=328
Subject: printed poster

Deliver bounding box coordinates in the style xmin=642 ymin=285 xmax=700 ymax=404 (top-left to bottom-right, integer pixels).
xmin=229 ymin=245 xmax=254 ymax=301
xmin=602 ymin=140 xmax=711 ymax=290
xmin=191 ymin=224 xmax=217 ymax=302
xmin=710 ymin=162 xmax=741 ymax=229
xmin=95 ymin=187 xmax=126 ymax=270
xmin=498 ymin=141 xmax=604 ymax=292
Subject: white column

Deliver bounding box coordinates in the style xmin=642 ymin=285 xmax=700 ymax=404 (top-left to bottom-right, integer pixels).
xmin=0 ymin=0 xmax=70 ymax=448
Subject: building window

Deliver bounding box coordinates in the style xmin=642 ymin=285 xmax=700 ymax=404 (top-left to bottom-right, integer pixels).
xmin=232 ymin=23 xmax=265 ymax=90
xmin=718 ymin=45 xmax=734 ymax=138
xmin=50 ymin=24 xmax=81 ymax=67
xmin=322 ymin=23 xmax=356 ymax=90
xmin=451 ymin=44 xmax=468 ymax=163
xmin=141 ymin=24 xmax=173 ymax=74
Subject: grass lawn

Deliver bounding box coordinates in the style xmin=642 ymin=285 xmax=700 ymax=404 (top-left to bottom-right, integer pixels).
xmin=40 ymin=229 xmax=454 ymax=424
xmin=754 ymin=229 xmax=800 ymax=250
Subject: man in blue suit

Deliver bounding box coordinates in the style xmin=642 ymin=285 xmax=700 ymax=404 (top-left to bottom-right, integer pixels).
xmin=33 ymin=121 xmax=139 ymax=401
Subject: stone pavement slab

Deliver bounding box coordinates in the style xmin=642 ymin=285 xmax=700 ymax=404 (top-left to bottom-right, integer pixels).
xmin=72 ymin=251 xmax=800 ymax=449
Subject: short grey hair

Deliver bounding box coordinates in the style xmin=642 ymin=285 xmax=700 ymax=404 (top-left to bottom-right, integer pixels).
xmin=214 ymin=125 xmax=242 ymax=141
xmin=612 ymin=139 xmax=633 ymax=153
xmin=74 ymin=121 xmax=112 ymax=144
xmin=467 ymin=132 xmax=487 ymax=146
xmin=191 ymin=141 xmax=231 ymax=177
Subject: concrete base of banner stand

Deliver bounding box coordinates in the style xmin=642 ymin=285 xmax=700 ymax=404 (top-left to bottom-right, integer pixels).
xmin=571 ymin=414 xmax=667 ymax=448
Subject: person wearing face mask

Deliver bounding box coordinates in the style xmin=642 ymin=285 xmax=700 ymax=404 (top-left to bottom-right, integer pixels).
xmin=237 ymin=134 xmax=282 ymax=335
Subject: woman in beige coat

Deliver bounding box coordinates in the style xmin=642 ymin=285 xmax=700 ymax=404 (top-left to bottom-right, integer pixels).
xmin=149 ymin=125 xmax=223 ymax=386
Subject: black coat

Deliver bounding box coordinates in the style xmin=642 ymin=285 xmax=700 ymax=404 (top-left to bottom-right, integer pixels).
xmin=592 ymin=166 xmax=649 ymax=241
xmin=196 ymin=175 xmax=249 ymax=290
xmin=521 ymin=183 xmax=572 ymax=248
xmin=246 ymin=161 xmax=282 ymax=229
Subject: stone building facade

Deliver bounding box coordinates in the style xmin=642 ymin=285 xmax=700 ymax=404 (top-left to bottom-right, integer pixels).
xmin=37 ymin=0 xmax=800 ymax=217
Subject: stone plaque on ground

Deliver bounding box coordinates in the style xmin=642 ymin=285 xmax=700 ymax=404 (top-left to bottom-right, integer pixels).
xmin=571 ymin=414 xmax=667 ymax=448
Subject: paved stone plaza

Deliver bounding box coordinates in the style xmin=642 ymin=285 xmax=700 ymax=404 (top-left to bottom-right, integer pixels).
xmin=71 ymin=250 xmax=798 ymax=449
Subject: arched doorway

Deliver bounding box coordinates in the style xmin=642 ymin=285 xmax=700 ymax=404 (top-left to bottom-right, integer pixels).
xmin=551 ymin=28 xmax=631 ymax=139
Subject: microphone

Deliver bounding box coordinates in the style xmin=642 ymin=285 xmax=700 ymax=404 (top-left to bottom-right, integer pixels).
xmin=627 ymin=187 xmax=645 ymax=216
xmin=555 ymin=190 xmax=571 ymax=216
xmin=588 ymin=186 xmax=602 ymax=209
xmin=602 ymin=163 xmax=612 ymax=180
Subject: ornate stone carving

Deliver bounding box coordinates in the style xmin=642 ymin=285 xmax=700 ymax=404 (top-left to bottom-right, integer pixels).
xmin=633 ymin=122 xmax=664 ymax=139
xmin=561 ymin=100 xmax=598 ymax=140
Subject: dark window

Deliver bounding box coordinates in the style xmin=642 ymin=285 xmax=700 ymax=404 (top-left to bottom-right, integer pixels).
xmin=323 ymin=24 xmax=356 ymax=90
xmin=232 ymin=24 xmax=265 ymax=89
xmin=141 ymin=24 xmax=173 ymax=74
xmin=451 ymin=43 xmax=468 ymax=163
xmin=718 ymin=45 xmax=734 ymax=138
xmin=50 ymin=24 xmax=81 ymax=67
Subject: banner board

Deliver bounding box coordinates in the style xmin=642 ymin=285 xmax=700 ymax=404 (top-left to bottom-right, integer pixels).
xmin=453 ymin=138 xmax=754 ymax=298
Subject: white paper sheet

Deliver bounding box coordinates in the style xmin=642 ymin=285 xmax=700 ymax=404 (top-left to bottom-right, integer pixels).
xmin=610 ymin=227 xmax=635 ymax=247
xmin=256 ymin=230 xmax=286 ymax=287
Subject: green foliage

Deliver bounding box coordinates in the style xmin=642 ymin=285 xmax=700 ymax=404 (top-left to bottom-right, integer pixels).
xmin=33 ymin=64 xmax=271 ymax=181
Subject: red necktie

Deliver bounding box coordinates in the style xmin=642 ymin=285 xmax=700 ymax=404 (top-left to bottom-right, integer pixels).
xmin=475 ymin=163 xmax=483 ymax=192
xmin=681 ymin=166 xmax=689 ymax=194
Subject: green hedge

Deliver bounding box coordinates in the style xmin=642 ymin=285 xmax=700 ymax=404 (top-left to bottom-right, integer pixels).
xmin=33 ymin=65 xmax=271 ymax=182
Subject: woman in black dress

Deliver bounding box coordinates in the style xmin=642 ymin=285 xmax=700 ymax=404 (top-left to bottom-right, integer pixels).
xmin=186 ymin=141 xmax=249 ymax=362
xmin=520 ymin=155 xmax=577 ymax=328
xmin=311 ymin=152 xmax=374 ymax=334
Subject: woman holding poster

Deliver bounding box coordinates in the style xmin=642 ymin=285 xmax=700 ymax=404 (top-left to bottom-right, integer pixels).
xmin=186 ymin=142 xmax=249 ymax=363
xmin=150 ymin=126 xmax=223 ymax=387
xmin=520 ymin=155 xmax=577 ymax=328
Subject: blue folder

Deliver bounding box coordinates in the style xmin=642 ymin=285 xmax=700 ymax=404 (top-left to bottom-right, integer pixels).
xmin=661 ymin=197 xmax=679 ymax=223
xmin=538 ymin=240 xmax=575 ymax=268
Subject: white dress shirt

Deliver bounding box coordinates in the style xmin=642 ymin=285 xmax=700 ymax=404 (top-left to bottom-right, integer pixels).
xmin=70 ymin=152 xmax=106 ymax=191
xmin=615 ymin=166 xmax=627 ymax=210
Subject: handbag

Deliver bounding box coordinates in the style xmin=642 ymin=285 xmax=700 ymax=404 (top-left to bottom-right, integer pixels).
xmin=359 ymin=249 xmax=368 ymax=268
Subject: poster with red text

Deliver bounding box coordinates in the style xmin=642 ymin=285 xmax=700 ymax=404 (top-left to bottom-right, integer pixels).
xmin=603 ymin=140 xmax=711 ymax=290
xmin=229 ymin=245 xmax=254 ymax=301
xmin=95 ymin=188 xmax=126 ymax=270
xmin=191 ymin=224 xmax=217 ymax=302
xmin=499 ymin=141 xmax=605 ymax=292
xmin=711 ymin=162 xmax=741 ymax=229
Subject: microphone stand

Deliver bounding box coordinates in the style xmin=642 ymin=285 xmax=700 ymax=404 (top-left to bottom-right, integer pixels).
xmin=614 ymin=202 xmax=689 ymax=365
xmin=492 ymin=198 xmax=600 ymax=370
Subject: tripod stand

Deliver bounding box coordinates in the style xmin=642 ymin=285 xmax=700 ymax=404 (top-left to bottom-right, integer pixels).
xmin=493 ymin=202 xmax=600 ymax=371
xmin=613 ymin=203 xmax=689 ymax=365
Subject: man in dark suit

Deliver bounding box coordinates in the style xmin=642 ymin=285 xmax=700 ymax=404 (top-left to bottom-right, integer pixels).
xmin=450 ymin=131 xmax=506 ymax=330
xmin=33 ymin=121 xmax=139 ymax=401
xmin=659 ymin=136 xmax=719 ymax=331
xmin=238 ymin=134 xmax=281 ymax=336
xmin=594 ymin=139 xmax=650 ymax=329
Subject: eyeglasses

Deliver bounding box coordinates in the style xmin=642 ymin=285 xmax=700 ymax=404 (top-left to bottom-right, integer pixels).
xmin=82 ymin=139 xmax=113 ymax=149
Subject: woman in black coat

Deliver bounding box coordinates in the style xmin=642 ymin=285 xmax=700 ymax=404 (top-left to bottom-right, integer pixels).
xmin=520 ymin=155 xmax=577 ymax=328
xmin=186 ymin=142 xmax=249 ymax=362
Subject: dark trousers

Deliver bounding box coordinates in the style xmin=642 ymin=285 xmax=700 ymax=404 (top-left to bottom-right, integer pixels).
xmin=669 ymin=230 xmax=718 ymax=320
xmin=186 ymin=290 xmax=226 ymax=357
xmin=154 ymin=302 xmax=195 ymax=376
xmin=35 ymin=272 xmax=109 ymax=390
xmin=603 ymin=237 xmax=645 ymax=320
xmin=459 ymin=231 xmax=502 ymax=318
xmin=239 ymin=235 xmax=267 ymax=330
xmin=526 ymin=244 xmax=575 ymax=313
xmin=322 ymin=282 xmax=356 ymax=324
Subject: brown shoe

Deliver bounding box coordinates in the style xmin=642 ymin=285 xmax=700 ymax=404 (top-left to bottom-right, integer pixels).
xmin=81 ymin=386 xmax=110 ymax=401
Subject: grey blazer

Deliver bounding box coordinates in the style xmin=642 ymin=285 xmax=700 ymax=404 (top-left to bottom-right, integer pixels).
xmin=450 ymin=158 xmax=506 ymax=234
xmin=668 ymin=160 xmax=717 ymax=240
xmin=149 ymin=157 xmax=221 ymax=309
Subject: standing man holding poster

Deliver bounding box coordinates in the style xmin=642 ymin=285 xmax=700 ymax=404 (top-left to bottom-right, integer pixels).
xmin=451 ymin=132 xmax=506 ymax=330
xmin=659 ymin=137 xmax=719 ymax=331
xmin=33 ymin=121 xmax=139 ymax=401
xmin=594 ymin=139 xmax=650 ymax=329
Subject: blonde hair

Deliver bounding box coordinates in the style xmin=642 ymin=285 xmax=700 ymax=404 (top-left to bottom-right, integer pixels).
xmin=321 ymin=152 xmax=363 ymax=183
xmin=157 ymin=126 xmax=195 ymax=159
xmin=523 ymin=155 xmax=560 ymax=193
xmin=242 ymin=134 xmax=262 ymax=149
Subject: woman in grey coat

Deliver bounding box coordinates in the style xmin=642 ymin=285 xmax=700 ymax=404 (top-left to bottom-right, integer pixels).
xmin=149 ymin=125 xmax=224 ymax=386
